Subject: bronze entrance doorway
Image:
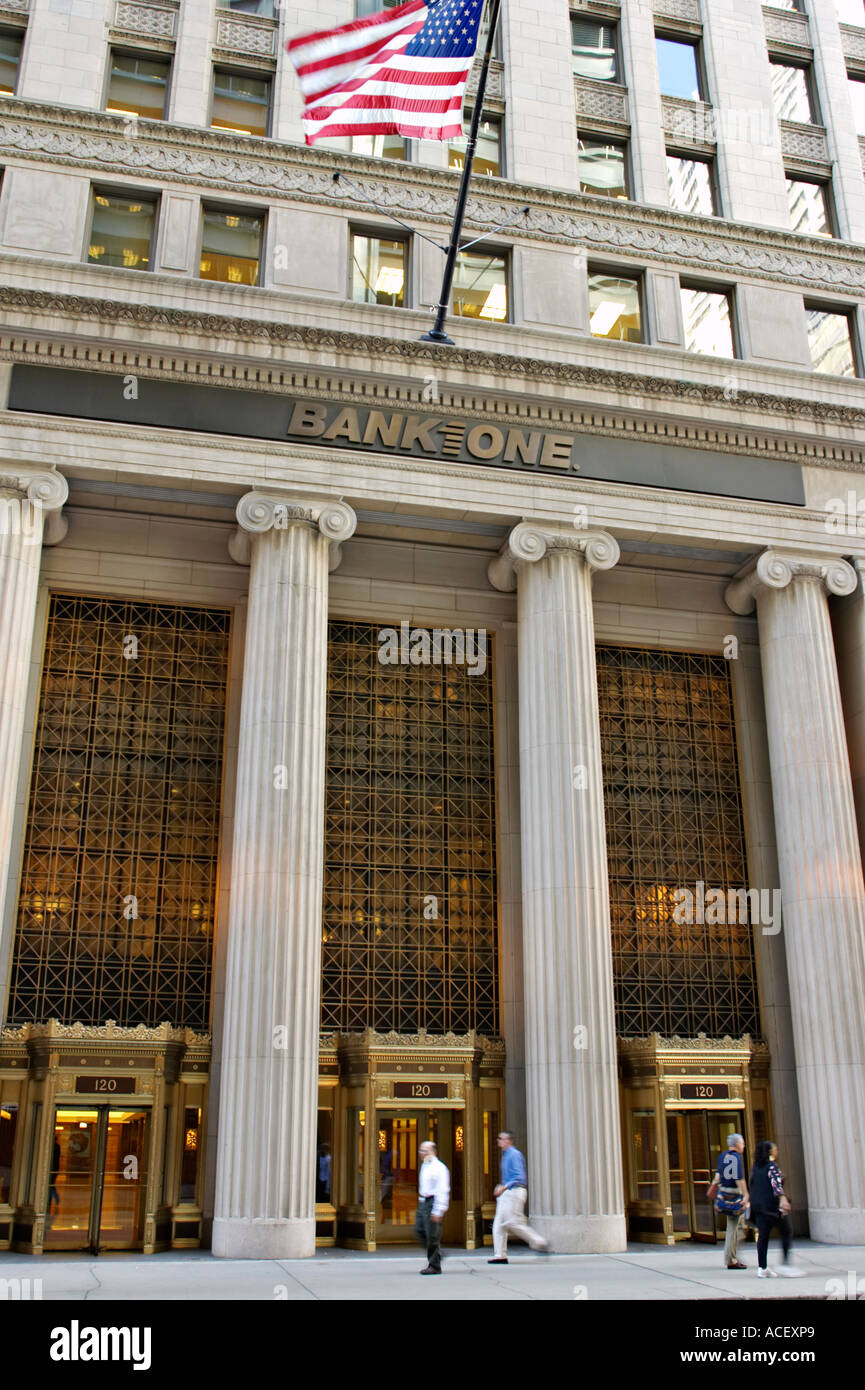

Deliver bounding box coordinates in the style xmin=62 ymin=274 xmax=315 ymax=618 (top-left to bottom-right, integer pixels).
xmin=666 ymin=1109 xmax=742 ymax=1241
xmin=44 ymin=1106 xmax=149 ymax=1252
xmin=375 ymin=1109 xmax=464 ymax=1246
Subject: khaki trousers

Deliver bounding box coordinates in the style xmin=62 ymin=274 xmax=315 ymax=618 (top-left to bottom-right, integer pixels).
xmin=493 ymin=1187 xmax=547 ymax=1257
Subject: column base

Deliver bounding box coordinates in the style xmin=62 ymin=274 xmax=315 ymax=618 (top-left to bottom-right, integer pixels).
xmin=808 ymin=1208 xmax=865 ymax=1244
xmin=531 ymin=1214 xmax=627 ymax=1254
xmin=211 ymin=1217 xmax=315 ymax=1259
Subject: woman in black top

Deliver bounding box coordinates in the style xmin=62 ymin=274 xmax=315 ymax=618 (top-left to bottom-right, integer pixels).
xmin=749 ymin=1140 xmax=803 ymax=1278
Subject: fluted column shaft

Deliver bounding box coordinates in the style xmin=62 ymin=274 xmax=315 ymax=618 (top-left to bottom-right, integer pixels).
xmin=493 ymin=524 xmax=626 ymax=1253
xmin=0 ymin=471 xmax=67 ymax=1002
xmin=727 ymin=549 xmax=865 ymax=1243
xmin=213 ymin=494 xmax=355 ymax=1259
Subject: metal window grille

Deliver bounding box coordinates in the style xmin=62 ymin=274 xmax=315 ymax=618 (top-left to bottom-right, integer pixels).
xmin=7 ymin=594 xmax=230 ymax=1028
xmin=322 ymin=621 xmax=499 ymax=1035
xmin=597 ymin=645 xmax=760 ymax=1039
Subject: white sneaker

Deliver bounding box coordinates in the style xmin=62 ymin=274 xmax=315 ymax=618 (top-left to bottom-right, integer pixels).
xmin=775 ymin=1265 xmax=805 ymax=1277
xmin=757 ymin=1267 xmax=777 ymax=1278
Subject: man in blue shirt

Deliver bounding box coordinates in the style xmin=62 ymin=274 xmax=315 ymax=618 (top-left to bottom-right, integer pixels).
xmin=488 ymin=1131 xmax=550 ymax=1264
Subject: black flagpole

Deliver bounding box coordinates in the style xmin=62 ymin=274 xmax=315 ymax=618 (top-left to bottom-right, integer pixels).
xmin=419 ymin=0 xmax=504 ymax=345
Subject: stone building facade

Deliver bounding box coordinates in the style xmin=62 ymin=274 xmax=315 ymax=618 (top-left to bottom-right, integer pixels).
xmin=1 ymin=0 xmax=865 ymax=1258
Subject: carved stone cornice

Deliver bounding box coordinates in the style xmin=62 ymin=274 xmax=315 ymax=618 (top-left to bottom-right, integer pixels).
xmin=4 ymin=287 xmax=865 ymax=452
xmin=1 ymin=1019 xmax=211 ymax=1046
xmin=229 ymin=491 xmax=356 ymax=570
xmin=725 ymin=548 xmax=858 ymax=615
xmin=488 ymin=523 xmax=621 ymax=591
xmin=1 ymin=99 xmax=864 ymax=293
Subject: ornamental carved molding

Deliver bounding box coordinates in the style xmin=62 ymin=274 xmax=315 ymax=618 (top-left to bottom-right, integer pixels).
xmin=725 ymin=549 xmax=859 ymax=614
xmin=1 ymin=101 xmax=864 ymax=294
xmin=488 ymin=524 xmax=620 ymax=591
xmin=1 ymin=1020 xmax=212 ymax=1046
xmin=4 ymin=288 xmax=865 ymax=452
xmin=229 ymin=492 xmax=356 ymax=568
xmin=335 ymin=1028 xmax=505 ymax=1054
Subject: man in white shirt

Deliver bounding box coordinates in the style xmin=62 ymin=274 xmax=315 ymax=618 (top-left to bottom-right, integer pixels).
xmin=415 ymin=1140 xmax=450 ymax=1275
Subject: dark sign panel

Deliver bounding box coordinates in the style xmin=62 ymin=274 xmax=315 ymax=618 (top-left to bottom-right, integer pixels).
xmin=8 ymin=365 xmax=806 ymax=506
xmin=680 ymin=1082 xmax=730 ymax=1100
xmin=75 ymin=1076 xmax=136 ymax=1095
xmin=393 ymin=1081 xmax=448 ymax=1099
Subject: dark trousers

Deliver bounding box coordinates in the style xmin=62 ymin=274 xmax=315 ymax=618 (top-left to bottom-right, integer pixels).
xmin=755 ymin=1210 xmax=792 ymax=1269
xmin=415 ymin=1196 xmax=442 ymax=1271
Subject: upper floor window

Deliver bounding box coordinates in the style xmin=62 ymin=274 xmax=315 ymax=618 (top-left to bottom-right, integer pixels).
xmin=769 ymin=60 xmax=818 ymax=123
xmin=767 ymin=1 xmax=803 ymax=10
xmin=87 ymin=191 xmax=156 ymax=271
xmin=786 ymin=177 xmax=833 ymax=235
xmin=200 ymin=206 xmax=263 ymax=285
xmin=452 ymin=249 xmax=508 ymax=321
xmin=351 ymin=232 xmax=406 ymax=307
xmin=350 ymin=134 xmax=408 ymax=161
xmin=0 ymin=28 xmax=24 ymax=96
xmin=226 ymin=0 xmax=275 ymax=14
xmin=571 ymin=15 xmax=618 ymax=82
xmin=449 ymin=115 xmax=502 ymax=177
xmin=848 ymin=74 xmax=865 ymax=134
xmin=666 ymin=153 xmax=715 ymax=216
xmin=355 ymin=0 xmax=400 ymax=12
xmin=655 ymin=36 xmax=703 ymax=101
xmin=588 ymin=270 xmax=642 ymax=342
xmin=106 ymin=51 xmax=170 ymax=121
xmin=806 ymin=306 xmax=857 ymax=375
xmin=837 ymin=1 xmax=865 ymax=25
xmin=211 ymin=68 xmax=271 ymax=137
xmin=681 ymin=286 xmax=735 ymax=358
xmin=578 ymin=135 xmax=628 ymax=199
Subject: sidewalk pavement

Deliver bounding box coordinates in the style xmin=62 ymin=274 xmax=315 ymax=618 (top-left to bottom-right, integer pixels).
xmin=0 ymin=1239 xmax=862 ymax=1300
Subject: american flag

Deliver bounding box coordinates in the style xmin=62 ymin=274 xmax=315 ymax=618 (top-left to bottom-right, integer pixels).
xmin=286 ymin=0 xmax=485 ymax=146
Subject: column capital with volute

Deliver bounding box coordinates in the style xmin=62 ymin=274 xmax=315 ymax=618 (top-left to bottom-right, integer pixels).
xmin=725 ymin=548 xmax=857 ymax=615
xmin=0 ymin=468 xmax=69 ymax=545
xmin=228 ymin=491 xmax=356 ymax=570
xmin=487 ymin=521 xmax=620 ymax=592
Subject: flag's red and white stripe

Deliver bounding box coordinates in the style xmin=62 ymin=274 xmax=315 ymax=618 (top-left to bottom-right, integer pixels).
xmin=287 ymin=1 xmax=472 ymax=145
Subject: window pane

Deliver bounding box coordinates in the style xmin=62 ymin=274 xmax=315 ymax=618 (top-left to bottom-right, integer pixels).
xmin=655 ymin=37 xmax=701 ymax=100
xmin=88 ymin=193 xmax=155 ymax=270
xmin=452 ymin=250 xmax=507 ymax=320
xmin=579 ymin=137 xmax=627 ymax=198
xmin=681 ymin=288 xmax=734 ymax=357
xmin=666 ymin=155 xmax=714 ymax=215
xmin=571 ymin=17 xmax=618 ymax=81
xmin=200 ymin=209 xmax=262 ymax=284
xmin=849 ymin=77 xmax=865 ymax=135
xmin=349 ymin=134 xmax=407 ymax=160
xmin=0 ymin=30 xmax=23 ymax=95
xmin=106 ymin=53 xmax=169 ymax=121
xmin=351 ymin=234 xmax=406 ymax=306
xmin=807 ymin=309 xmax=855 ymax=375
xmin=837 ymin=0 xmax=865 ymax=25
xmin=0 ymin=1101 xmax=18 ymax=1203
xmin=229 ymin=0 xmax=275 ymax=14
xmin=212 ymin=69 xmax=270 ymax=137
xmin=786 ymin=178 xmax=831 ymax=235
xmin=588 ymin=273 xmax=642 ymax=341
xmin=770 ymin=63 xmax=814 ymax=123
xmin=179 ymin=1106 xmax=201 ymax=1202
xmin=449 ymin=117 xmax=500 ymax=177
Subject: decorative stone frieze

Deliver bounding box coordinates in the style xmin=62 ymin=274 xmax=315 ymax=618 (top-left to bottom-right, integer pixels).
xmin=113 ymin=1 xmax=178 ymax=41
xmin=214 ymin=12 xmax=277 ymax=60
xmin=763 ymin=5 xmax=811 ymax=50
xmin=574 ymin=77 xmax=629 ymax=128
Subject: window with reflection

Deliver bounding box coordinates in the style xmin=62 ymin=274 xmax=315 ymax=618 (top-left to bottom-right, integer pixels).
xmin=0 ymin=1091 xmax=18 ymax=1203
xmin=579 ymin=136 xmax=628 ymax=199
xmin=7 ymin=595 xmax=230 ymax=1027
xmin=351 ymin=233 xmax=406 ymax=306
xmin=849 ymin=75 xmax=865 ymax=135
xmin=179 ymin=1106 xmax=201 ymax=1202
xmin=87 ymin=192 xmax=155 ymax=271
xmin=571 ymin=16 xmax=618 ymax=81
xmin=200 ymin=207 xmax=263 ymax=284
xmin=449 ymin=115 xmax=501 ymax=178
xmin=227 ymin=0 xmax=275 ymax=13
xmin=597 ymin=646 xmax=759 ymax=1037
xmin=588 ymin=270 xmax=642 ymax=341
xmin=106 ymin=52 xmax=170 ymax=121
xmin=666 ymin=154 xmax=715 ymax=216
xmin=631 ymin=1112 xmax=659 ymax=1202
xmin=770 ymin=61 xmax=817 ymax=123
xmin=655 ymin=36 xmax=702 ymax=100
xmin=786 ymin=177 xmax=832 ymax=235
xmin=807 ymin=307 xmax=856 ymax=375
xmin=0 ymin=28 xmax=23 ymax=95
xmin=681 ymin=286 xmax=735 ymax=357
xmin=211 ymin=68 xmax=271 ymax=137
xmin=316 ymin=1102 xmax=334 ymax=1204
xmin=452 ymin=249 xmax=508 ymax=320
xmin=349 ymin=133 xmax=408 ymax=161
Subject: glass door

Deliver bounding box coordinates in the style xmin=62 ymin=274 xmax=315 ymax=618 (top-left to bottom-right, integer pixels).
xmin=44 ymin=1107 xmax=150 ymax=1252
xmin=666 ymin=1109 xmax=746 ymax=1242
xmin=687 ymin=1112 xmax=716 ymax=1240
xmin=666 ymin=1114 xmax=690 ymax=1235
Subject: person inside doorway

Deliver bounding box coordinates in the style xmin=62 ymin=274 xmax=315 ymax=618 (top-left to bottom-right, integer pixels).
xmin=714 ymin=1132 xmax=749 ymax=1269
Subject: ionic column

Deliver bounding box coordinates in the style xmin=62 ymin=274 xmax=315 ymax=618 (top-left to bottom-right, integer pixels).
xmin=726 ymin=549 xmax=865 ymax=1243
xmin=0 ymin=470 xmax=67 ymax=1000
xmin=213 ymin=492 xmax=356 ymax=1259
xmin=489 ymin=524 xmax=626 ymax=1253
